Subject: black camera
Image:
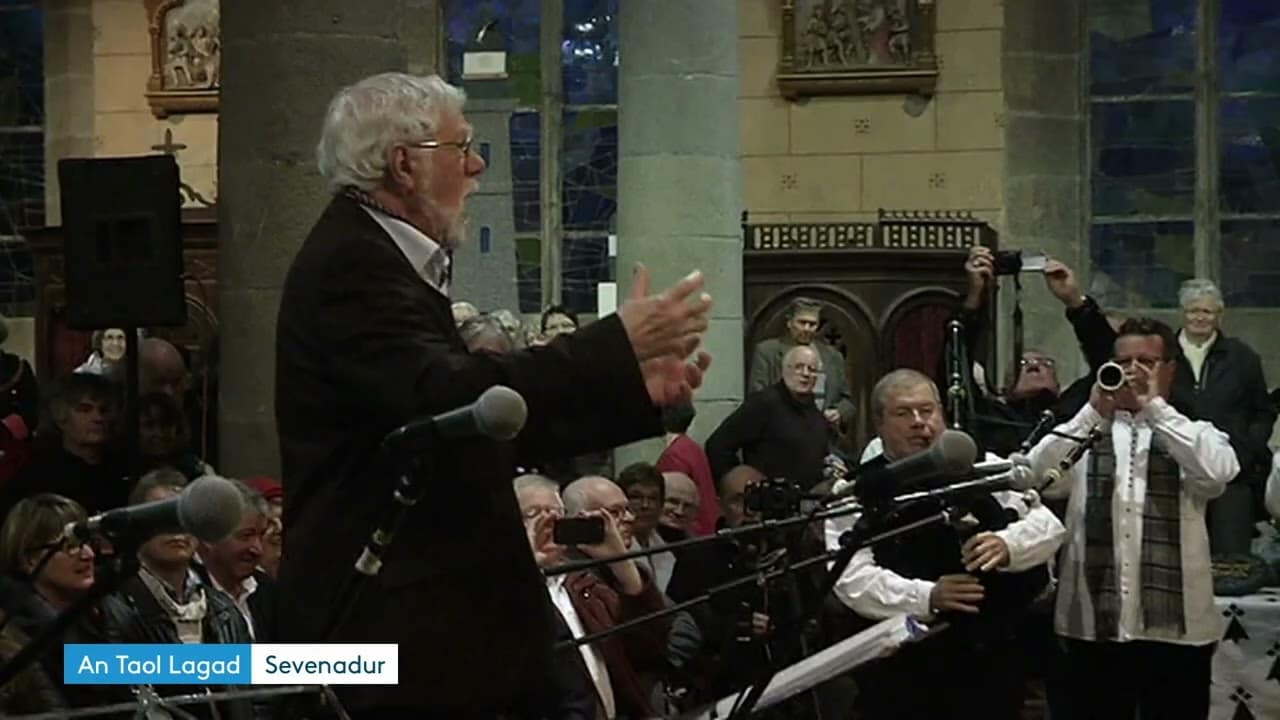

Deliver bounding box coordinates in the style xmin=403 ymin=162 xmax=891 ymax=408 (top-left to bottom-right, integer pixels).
xmin=743 ymin=477 xmax=802 ymax=519
xmin=993 ymin=250 xmax=1047 ymax=275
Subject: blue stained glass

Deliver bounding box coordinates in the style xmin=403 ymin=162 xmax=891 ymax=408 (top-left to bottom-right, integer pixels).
xmin=509 ymin=111 xmax=541 ymax=233
xmin=1219 ymin=1 xmax=1280 ymax=92
xmin=1089 ymin=222 xmax=1194 ymax=308
xmin=445 ymin=0 xmax=542 ymax=106
xmin=1091 ymin=100 xmax=1196 ymax=216
xmin=1220 ymin=98 xmax=1280 ymax=213
xmin=1220 ymin=220 xmax=1280 ymax=306
xmin=562 ymin=0 xmax=619 ymax=105
xmin=562 ymin=110 xmax=616 ymax=231
xmin=561 ymin=236 xmax=609 ymax=313
xmin=0 ymin=4 xmax=41 ymax=126
xmin=1089 ymin=0 xmax=1195 ymax=95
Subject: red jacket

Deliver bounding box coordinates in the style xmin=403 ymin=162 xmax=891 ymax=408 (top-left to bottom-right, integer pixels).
xmin=564 ymin=569 xmax=670 ymax=718
xmin=656 ymin=434 xmax=719 ymax=536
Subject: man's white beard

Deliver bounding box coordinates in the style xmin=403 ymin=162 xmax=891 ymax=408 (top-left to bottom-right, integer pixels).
xmin=440 ymin=212 xmax=469 ymax=250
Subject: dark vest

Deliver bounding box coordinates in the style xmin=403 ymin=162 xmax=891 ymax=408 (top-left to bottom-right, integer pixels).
xmin=867 ymin=490 xmax=1049 ymax=644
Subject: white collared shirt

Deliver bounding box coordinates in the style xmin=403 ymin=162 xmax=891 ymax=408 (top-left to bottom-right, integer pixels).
xmin=824 ymin=451 xmax=1065 ymax=621
xmin=1178 ymin=330 xmax=1217 ymax=383
xmin=1028 ymin=398 xmax=1238 ymax=645
xmin=547 ymin=575 xmax=615 ymax=718
xmin=361 ymin=206 xmax=450 ymax=295
xmin=203 ymin=570 xmax=259 ymax=640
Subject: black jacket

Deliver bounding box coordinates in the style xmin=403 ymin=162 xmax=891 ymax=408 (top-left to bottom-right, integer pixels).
xmin=273 ymin=194 xmax=661 ymax=714
xmin=705 ymin=382 xmax=831 ymax=489
xmin=1171 ymin=333 xmax=1275 ymax=492
xmin=103 ymin=572 xmax=254 ymax=720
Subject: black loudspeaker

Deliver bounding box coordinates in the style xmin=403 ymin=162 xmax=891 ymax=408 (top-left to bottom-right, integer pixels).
xmin=57 ymin=155 xmax=187 ymax=330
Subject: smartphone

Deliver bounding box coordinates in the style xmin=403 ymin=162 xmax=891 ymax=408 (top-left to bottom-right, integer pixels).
xmin=1020 ymin=252 xmax=1048 ymax=273
xmin=553 ymin=516 xmax=605 ymax=545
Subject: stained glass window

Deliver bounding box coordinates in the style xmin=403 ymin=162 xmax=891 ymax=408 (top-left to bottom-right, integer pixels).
xmin=1089 ymin=0 xmax=1280 ymax=307
xmin=447 ymin=0 xmax=618 ymax=315
xmin=0 ymin=0 xmax=41 ymax=313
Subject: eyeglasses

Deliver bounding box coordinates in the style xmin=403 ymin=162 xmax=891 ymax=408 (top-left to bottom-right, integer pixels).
xmin=37 ymin=535 xmax=98 ymax=556
xmin=408 ymin=135 xmax=475 ymax=156
xmin=1019 ymin=357 xmax=1056 ymax=369
xmin=600 ymin=503 xmax=635 ymax=521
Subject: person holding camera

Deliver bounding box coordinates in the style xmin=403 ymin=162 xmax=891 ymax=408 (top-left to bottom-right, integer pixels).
xmin=1026 ymin=318 xmax=1238 ymax=720
xmin=515 ymin=474 xmax=671 ymax=720
xmin=825 ymin=369 xmax=1064 ymax=720
xmin=949 ymin=246 xmax=1117 ymax=457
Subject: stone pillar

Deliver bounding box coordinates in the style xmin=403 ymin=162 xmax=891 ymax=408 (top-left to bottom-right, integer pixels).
xmin=1002 ymin=0 xmax=1089 ymax=380
xmin=43 ymin=0 xmax=95 ymax=226
xmin=615 ymin=0 xmax=743 ymax=465
xmin=451 ymin=97 xmax=520 ymax=313
xmin=218 ymin=1 xmax=417 ymax=475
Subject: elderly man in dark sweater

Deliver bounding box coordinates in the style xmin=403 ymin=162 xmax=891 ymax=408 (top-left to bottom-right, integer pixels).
xmin=706 ymin=345 xmax=831 ymax=490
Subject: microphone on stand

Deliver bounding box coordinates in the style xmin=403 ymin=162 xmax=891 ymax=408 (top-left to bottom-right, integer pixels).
xmin=829 ymin=430 xmax=979 ymax=506
xmin=1040 ymin=425 xmax=1104 ymax=490
xmin=355 ymin=386 xmax=529 ymax=576
xmin=66 ymin=474 xmax=244 ymax=544
xmin=1020 ymin=409 xmax=1058 ymax=453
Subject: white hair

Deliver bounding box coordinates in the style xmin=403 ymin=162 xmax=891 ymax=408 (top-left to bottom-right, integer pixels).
xmin=513 ymin=474 xmax=559 ymax=497
xmin=562 ymin=476 xmax=613 ymax=516
xmin=1178 ymin=278 xmax=1224 ymax=310
xmin=316 ymin=72 xmax=466 ymax=192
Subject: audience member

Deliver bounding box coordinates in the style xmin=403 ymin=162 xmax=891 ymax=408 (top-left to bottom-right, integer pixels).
xmin=4 ymin=373 xmax=127 ymax=518
xmin=1171 ymin=280 xmax=1274 ymax=554
xmin=195 ymin=479 xmax=275 ymax=641
xmin=748 ymin=297 xmax=854 ymax=430
xmin=458 ymin=313 xmax=517 ymax=354
xmin=139 ymin=392 xmax=212 ymax=480
xmin=0 ymin=494 xmax=126 ymax=710
xmin=616 ymin=462 xmax=676 ymax=593
xmin=659 ymin=471 xmax=699 ymax=539
xmin=1029 ymin=318 xmax=1239 ymax=720
xmin=706 ymin=345 xmax=831 ymax=491
xmin=524 ymin=474 xmax=671 ymax=719
xmin=654 ymin=402 xmax=718 ymax=536
xmin=542 ymin=304 xmax=579 ymax=340
xmin=245 ymin=476 xmax=284 ymax=579
xmin=75 ymin=328 xmax=128 ymax=380
xmin=450 ymin=301 xmax=479 ymax=327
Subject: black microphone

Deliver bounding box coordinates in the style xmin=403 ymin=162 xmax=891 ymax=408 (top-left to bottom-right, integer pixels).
xmin=892 ymin=459 xmax=1038 ymax=504
xmin=835 ymin=430 xmax=978 ymax=505
xmin=1041 ymin=425 xmax=1104 ymax=489
xmin=67 ymin=474 xmax=244 ymax=544
xmin=381 ymin=385 xmax=529 ymax=451
xmin=1021 ymin=409 xmax=1058 ymax=453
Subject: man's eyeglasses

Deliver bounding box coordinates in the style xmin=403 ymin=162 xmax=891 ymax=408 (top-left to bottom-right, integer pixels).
xmin=408 ymin=135 xmax=475 ymax=156
xmin=1019 ymin=357 xmax=1056 ymax=369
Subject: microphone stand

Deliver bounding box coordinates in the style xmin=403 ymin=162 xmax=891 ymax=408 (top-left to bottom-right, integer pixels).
xmin=552 ymin=508 xmax=953 ymax=653
xmin=725 ymin=506 xmax=958 ymax=718
xmin=945 ymin=320 xmax=969 ymax=431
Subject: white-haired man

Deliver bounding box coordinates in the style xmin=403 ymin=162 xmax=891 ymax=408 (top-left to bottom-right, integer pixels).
xmin=1168 ymin=279 xmax=1274 ymax=554
xmin=275 ymin=72 xmax=712 ymax=717
xmin=825 ymin=368 xmax=1064 ymax=720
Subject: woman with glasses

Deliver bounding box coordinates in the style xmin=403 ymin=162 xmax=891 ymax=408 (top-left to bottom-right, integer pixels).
xmin=0 ymin=493 xmax=128 ymax=712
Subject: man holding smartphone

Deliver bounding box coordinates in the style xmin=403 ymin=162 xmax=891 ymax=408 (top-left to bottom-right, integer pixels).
xmin=514 ymin=474 xmax=671 ymax=720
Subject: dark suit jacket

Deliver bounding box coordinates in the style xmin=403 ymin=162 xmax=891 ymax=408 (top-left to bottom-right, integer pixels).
xmin=274 ymin=194 xmax=662 ymax=714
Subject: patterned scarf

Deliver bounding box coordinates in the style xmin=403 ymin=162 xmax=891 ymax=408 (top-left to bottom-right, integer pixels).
xmin=1084 ymin=431 xmax=1185 ymax=639
xmin=137 ymin=566 xmax=207 ymax=645
xmin=342 ymin=186 xmax=453 ymax=289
